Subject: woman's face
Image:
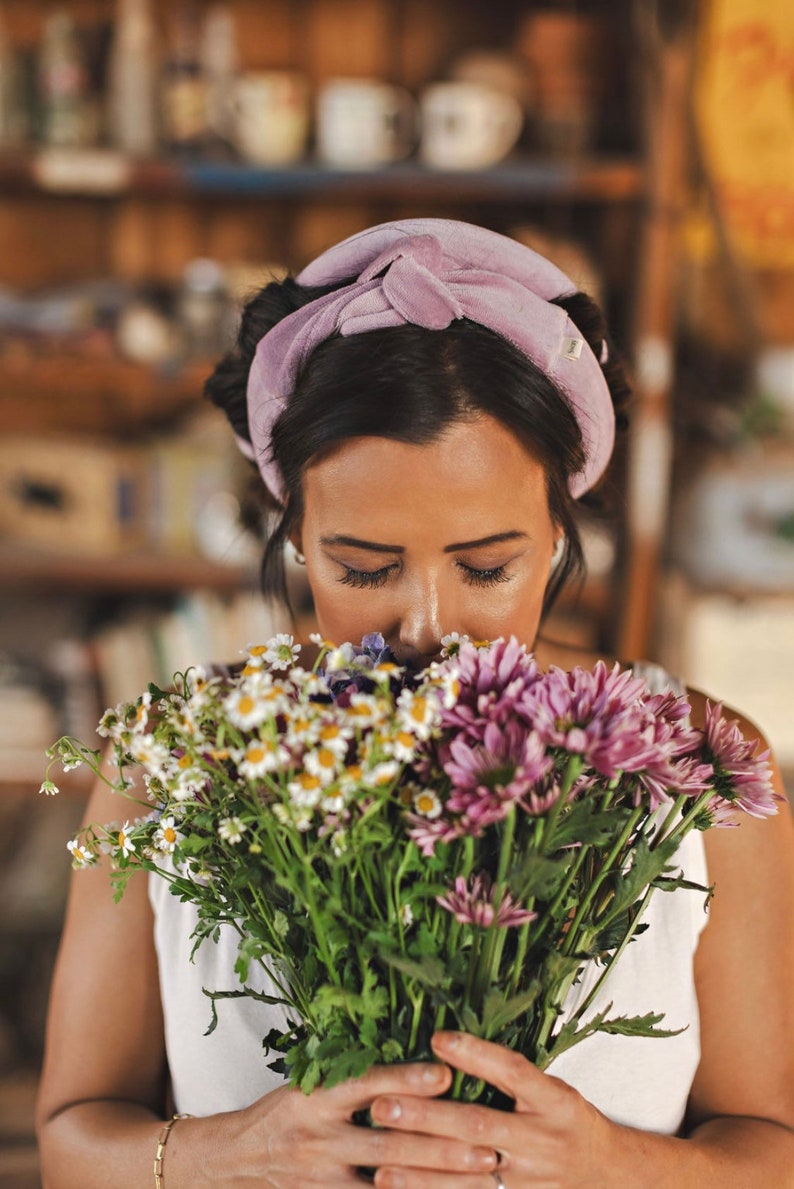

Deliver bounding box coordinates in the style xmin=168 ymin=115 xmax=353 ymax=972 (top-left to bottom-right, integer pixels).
xmin=295 ymin=414 xmax=561 ymax=670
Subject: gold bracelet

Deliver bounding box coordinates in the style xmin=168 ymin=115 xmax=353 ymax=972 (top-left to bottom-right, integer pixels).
xmin=153 ymin=1113 xmax=192 ymax=1189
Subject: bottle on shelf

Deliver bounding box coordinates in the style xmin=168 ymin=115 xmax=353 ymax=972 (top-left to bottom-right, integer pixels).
xmin=200 ymin=4 xmax=239 ymax=149
xmin=160 ymin=0 xmax=209 ymax=156
xmin=38 ymin=10 xmax=95 ymax=148
xmin=106 ymin=0 xmax=159 ymax=156
xmin=0 ymin=1 xmax=19 ymax=148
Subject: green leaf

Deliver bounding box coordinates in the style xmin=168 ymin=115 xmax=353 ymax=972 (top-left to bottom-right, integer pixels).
xmin=551 ymin=802 xmax=634 ymax=850
xmin=481 ymin=981 xmax=542 ymax=1036
xmin=507 ymin=852 xmax=570 ymax=900
xmin=378 ymin=951 xmax=447 ymax=990
xmin=548 ymin=1003 xmax=685 ymax=1064
xmin=600 ymin=835 xmax=680 ymax=923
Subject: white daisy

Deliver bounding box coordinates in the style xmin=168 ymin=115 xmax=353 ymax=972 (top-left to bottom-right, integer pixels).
xmin=153 ymin=815 xmax=180 ymax=853
xmin=379 ymin=728 xmax=417 ymax=763
xmin=412 ymin=788 xmax=443 ymax=819
xmin=321 ymin=791 xmax=347 ymax=815
xmin=303 ymin=746 xmax=340 ymax=786
xmin=223 ymin=686 xmax=272 ymax=730
xmin=396 ymin=689 xmax=441 ymax=740
xmin=399 ymin=902 xmax=414 ymax=928
xmin=262 ymin=633 xmax=301 ymax=671
xmin=363 ymin=760 xmax=400 ymax=789
xmin=440 ymin=632 xmax=469 ymax=658
xmin=128 ymin=734 xmax=170 ymax=775
xmin=316 ymin=720 xmax=353 ymax=758
xmin=238 ymin=738 xmax=289 ymax=779
xmin=287 ymin=771 xmax=323 ymax=809
xmin=114 ymin=821 xmax=136 ymax=858
xmin=67 ymin=837 xmax=95 ymax=866
xmin=344 ymin=693 xmax=386 ymax=729
xmin=218 ymin=817 xmax=247 ymax=844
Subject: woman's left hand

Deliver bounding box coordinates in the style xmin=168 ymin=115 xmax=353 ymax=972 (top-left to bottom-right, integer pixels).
xmin=369 ymin=1031 xmax=617 ymax=1187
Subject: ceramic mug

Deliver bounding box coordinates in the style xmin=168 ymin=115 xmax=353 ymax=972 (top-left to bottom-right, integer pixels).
xmin=316 ymin=78 xmax=415 ymax=168
xmin=419 ymin=82 xmax=523 ymax=170
xmin=231 ymin=71 xmax=310 ymax=166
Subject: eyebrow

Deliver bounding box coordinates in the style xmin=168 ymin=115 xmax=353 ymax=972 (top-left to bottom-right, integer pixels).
xmin=319 ymin=531 xmax=528 ymax=554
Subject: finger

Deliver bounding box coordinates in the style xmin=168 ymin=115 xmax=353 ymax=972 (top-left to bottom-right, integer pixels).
xmin=351 ymin=1123 xmax=497 ymax=1178
xmin=431 ymin=1032 xmax=559 ymax=1111
xmin=375 ymin=1169 xmax=501 ymax=1189
xmin=319 ymin=1061 xmax=452 ymax=1114
xmin=369 ymin=1092 xmax=517 ymax=1155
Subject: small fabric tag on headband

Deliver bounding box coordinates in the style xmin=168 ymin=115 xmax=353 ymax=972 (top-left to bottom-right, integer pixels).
xmin=562 ymin=335 xmax=584 ymax=361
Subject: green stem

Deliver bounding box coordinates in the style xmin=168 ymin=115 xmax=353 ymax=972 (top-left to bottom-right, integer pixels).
xmin=566 ymin=885 xmax=655 ymax=1029
xmin=561 ymin=805 xmax=644 ymax=957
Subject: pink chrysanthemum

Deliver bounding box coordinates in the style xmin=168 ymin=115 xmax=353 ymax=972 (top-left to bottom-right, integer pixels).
xmin=440 ymin=720 xmax=552 ymax=834
xmin=405 ymin=812 xmax=460 ymax=857
xmin=436 ymin=872 xmax=536 ymax=928
xmin=437 ymin=637 xmax=542 ymax=735
xmin=701 ymin=702 xmax=778 ymax=819
xmin=518 ymin=662 xmax=668 ymax=780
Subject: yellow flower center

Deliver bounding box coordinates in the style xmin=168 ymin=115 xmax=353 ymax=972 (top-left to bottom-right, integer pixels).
xmin=178 ymin=755 xmax=193 ymax=770
xmin=320 ymin=724 xmax=341 ymax=740
xmin=298 ymin=773 xmax=321 ymax=791
xmin=163 ymin=827 xmax=177 ymax=844
xmin=410 ymin=698 xmax=428 ymax=723
xmin=246 ymin=746 xmax=266 ymax=764
xmin=396 ymin=730 xmax=414 ymax=749
xmin=238 ymin=695 xmax=256 ymax=716
xmin=318 ymin=748 xmax=336 ymax=768
xmin=416 ymin=793 xmax=436 ymax=814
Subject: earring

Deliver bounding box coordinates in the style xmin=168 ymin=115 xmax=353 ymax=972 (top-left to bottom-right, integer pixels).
xmin=550 ymin=537 xmax=565 ymax=571
xmin=293 ymin=551 xmax=306 ymax=566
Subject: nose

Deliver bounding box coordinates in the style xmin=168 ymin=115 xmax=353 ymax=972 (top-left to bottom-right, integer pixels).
xmin=392 ymin=574 xmax=445 ymax=670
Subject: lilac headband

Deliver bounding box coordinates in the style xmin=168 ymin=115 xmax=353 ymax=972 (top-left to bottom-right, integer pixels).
xmin=240 ymin=218 xmax=615 ymax=503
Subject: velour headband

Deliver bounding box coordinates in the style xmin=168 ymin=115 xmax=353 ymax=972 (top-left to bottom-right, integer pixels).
xmin=240 ymin=218 xmax=615 ymax=503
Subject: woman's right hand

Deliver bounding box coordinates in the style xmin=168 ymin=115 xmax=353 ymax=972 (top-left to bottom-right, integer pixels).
xmin=181 ymin=1063 xmax=499 ymax=1187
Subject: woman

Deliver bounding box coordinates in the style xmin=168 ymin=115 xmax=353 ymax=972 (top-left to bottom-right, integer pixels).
xmin=37 ymin=219 xmax=794 ymax=1186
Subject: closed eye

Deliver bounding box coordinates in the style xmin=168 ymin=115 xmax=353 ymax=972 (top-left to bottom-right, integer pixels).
xmin=338 ymin=564 xmax=398 ymax=589
xmin=458 ymin=563 xmax=511 ymax=587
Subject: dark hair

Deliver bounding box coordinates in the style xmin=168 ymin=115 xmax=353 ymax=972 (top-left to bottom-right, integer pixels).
xmin=206 ymin=271 xmax=630 ymax=619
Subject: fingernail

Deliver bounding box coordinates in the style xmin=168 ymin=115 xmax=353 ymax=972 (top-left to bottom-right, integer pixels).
xmin=373 ymin=1097 xmax=402 ymax=1122
xmin=466 ymin=1147 xmax=497 ymax=1170
xmin=378 ymin=1173 xmax=404 ymax=1189
xmin=434 ymin=1031 xmax=460 ymax=1051
xmin=407 ymin=1063 xmax=444 ymax=1085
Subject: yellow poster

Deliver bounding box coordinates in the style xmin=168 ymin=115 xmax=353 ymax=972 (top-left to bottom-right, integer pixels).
xmin=695 ymin=0 xmax=794 ymax=268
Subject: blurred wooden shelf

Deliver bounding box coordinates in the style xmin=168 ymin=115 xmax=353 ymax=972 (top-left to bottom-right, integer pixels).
xmin=0 ymin=548 xmax=256 ymax=593
xmin=0 ymin=149 xmax=646 ymax=204
xmin=0 ymin=354 xmax=210 ymax=435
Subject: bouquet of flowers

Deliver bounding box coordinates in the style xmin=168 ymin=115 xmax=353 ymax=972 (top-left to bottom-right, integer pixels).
xmin=44 ymin=633 xmax=778 ymax=1103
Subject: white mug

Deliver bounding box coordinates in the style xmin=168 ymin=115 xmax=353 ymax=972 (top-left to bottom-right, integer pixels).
xmin=419 ymin=82 xmax=523 ymax=170
xmin=316 ymin=78 xmax=415 ymax=168
xmin=231 ymin=71 xmax=310 ymax=166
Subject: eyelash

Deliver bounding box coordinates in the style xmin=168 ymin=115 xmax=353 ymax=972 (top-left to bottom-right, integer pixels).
xmin=337 ymin=563 xmax=511 ymax=590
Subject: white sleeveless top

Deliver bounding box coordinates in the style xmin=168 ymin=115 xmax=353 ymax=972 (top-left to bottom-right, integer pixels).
xmin=149 ymin=662 xmax=709 ymax=1134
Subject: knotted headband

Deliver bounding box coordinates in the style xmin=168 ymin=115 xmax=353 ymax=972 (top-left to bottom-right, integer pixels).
xmin=241 ymin=218 xmax=615 ymax=502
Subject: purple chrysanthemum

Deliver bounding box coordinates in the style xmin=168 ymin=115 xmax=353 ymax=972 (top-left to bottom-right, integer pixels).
xmin=436 ymin=872 xmax=536 ymax=928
